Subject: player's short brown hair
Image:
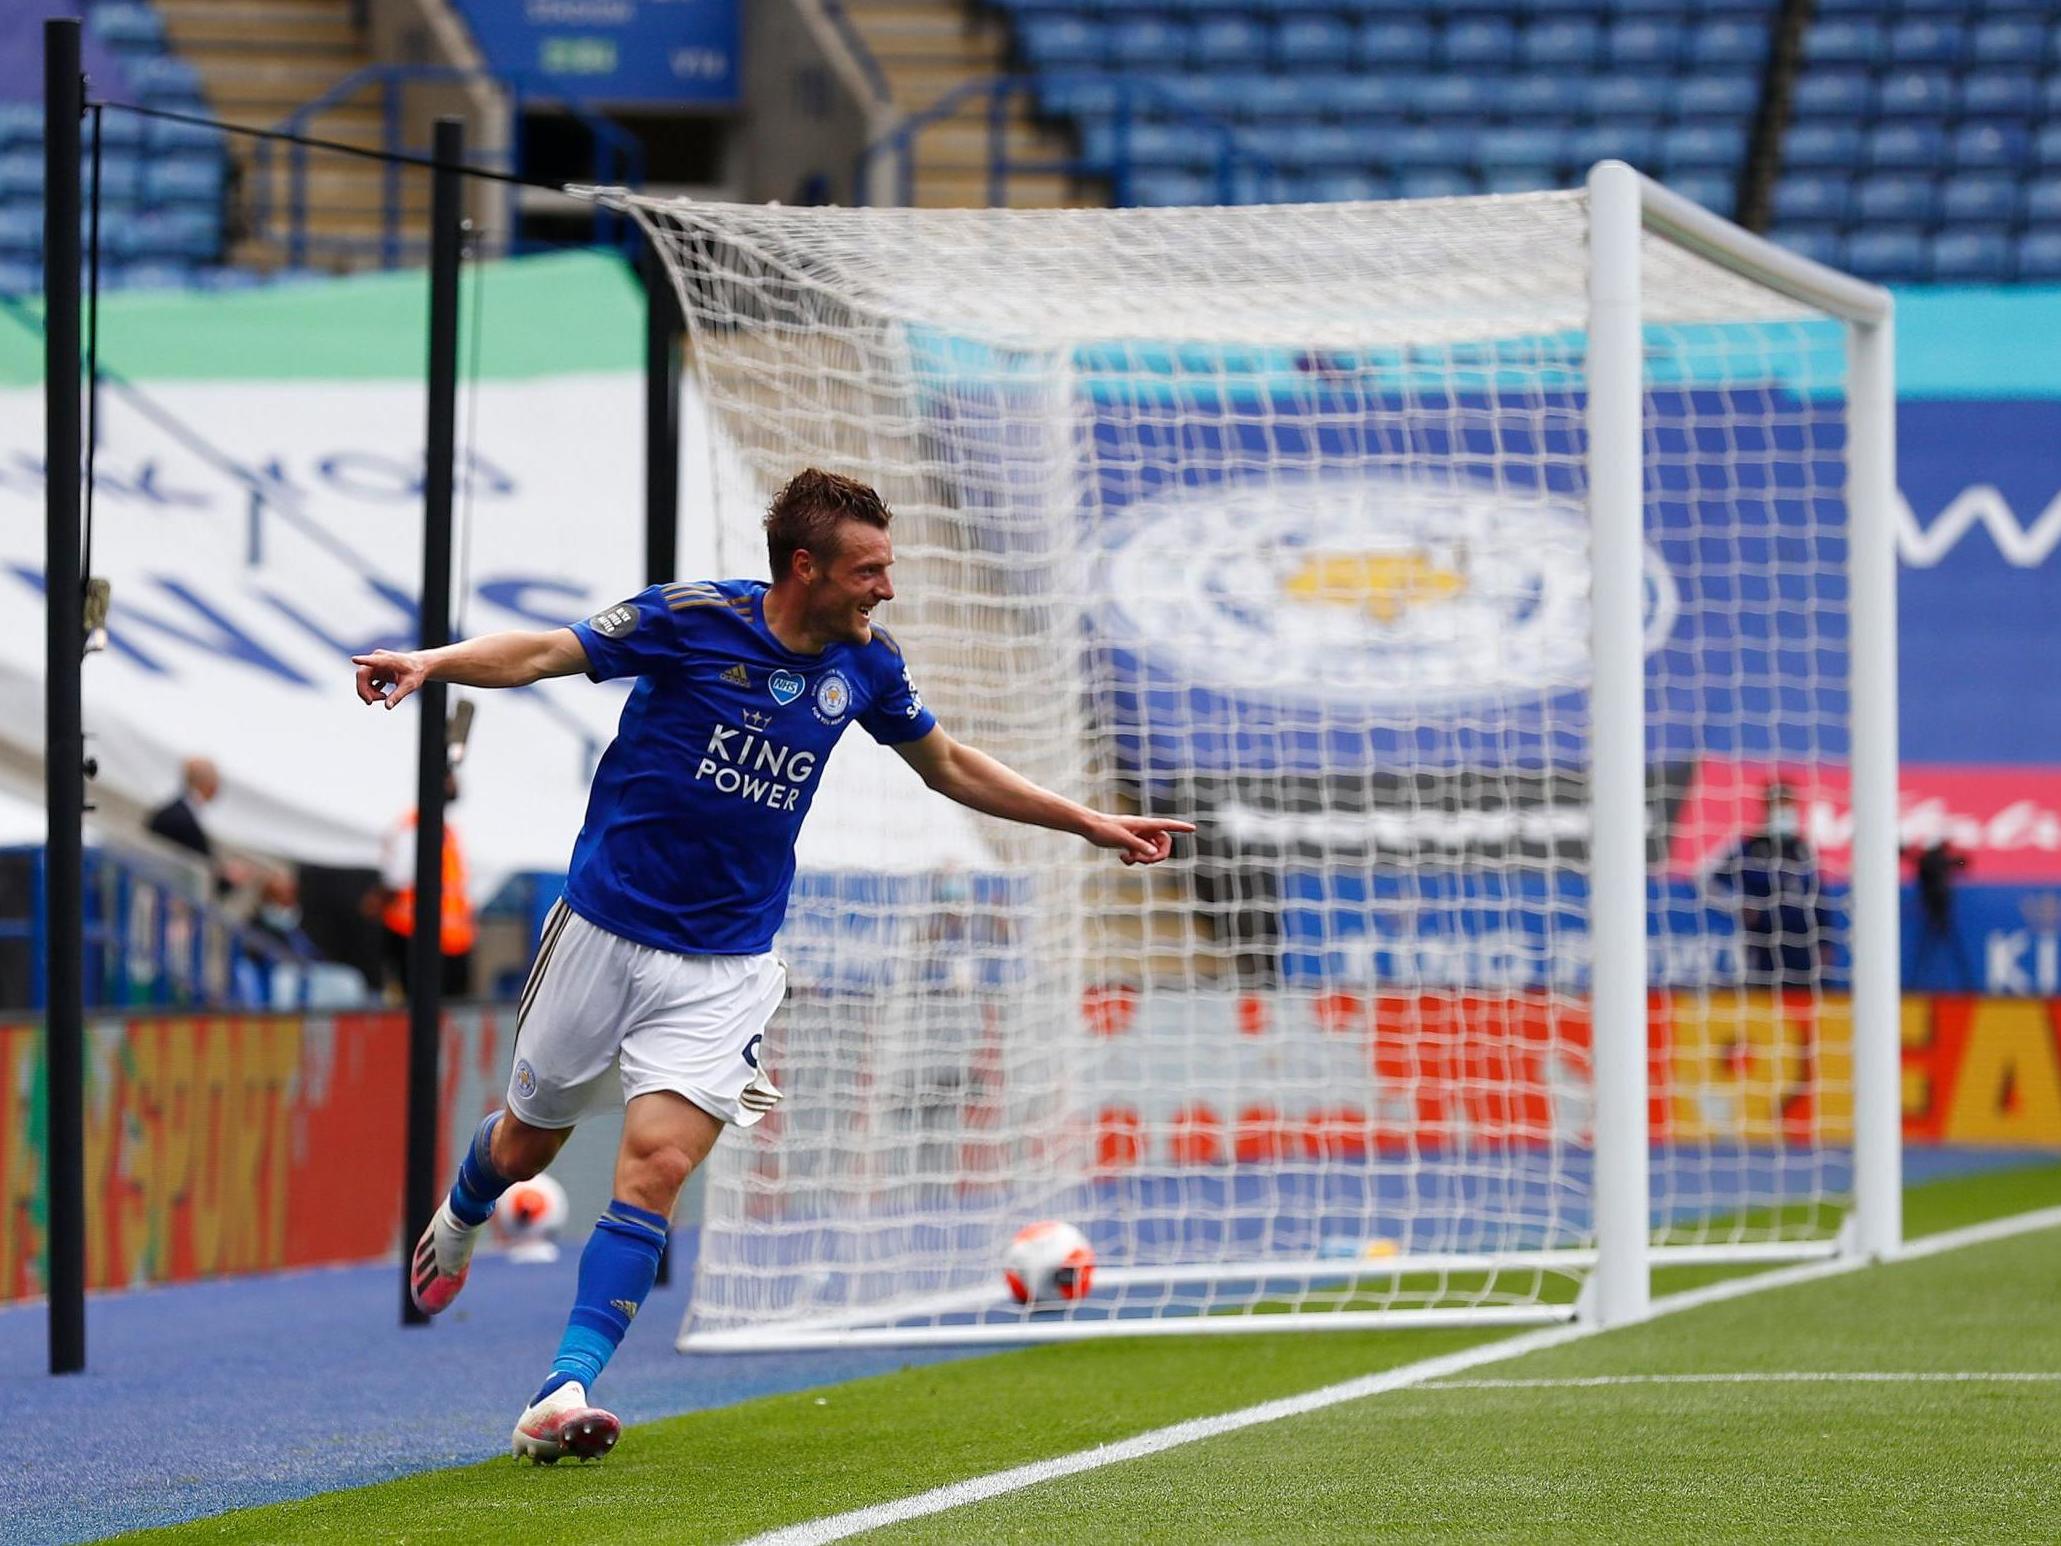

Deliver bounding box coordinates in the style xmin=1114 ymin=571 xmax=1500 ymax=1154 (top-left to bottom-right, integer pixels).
xmin=764 ymin=469 xmax=893 ymax=580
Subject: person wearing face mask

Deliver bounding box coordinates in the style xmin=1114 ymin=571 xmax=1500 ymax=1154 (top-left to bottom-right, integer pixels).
xmin=248 ymin=868 xmax=320 ymax=960
xmin=1710 ymin=782 xmax=1828 ymax=990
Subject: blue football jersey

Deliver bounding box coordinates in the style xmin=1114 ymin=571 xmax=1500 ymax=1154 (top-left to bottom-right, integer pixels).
xmin=563 ymin=578 xmax=935 ymax=955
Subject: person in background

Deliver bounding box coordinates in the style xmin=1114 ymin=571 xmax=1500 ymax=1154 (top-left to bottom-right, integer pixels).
xmin=1711 ymin=781 xmax=1829 ymax=989
xmin=1903 ymin=838 xmax=1976 ymax=991
xmin=146 ymin=757 xmax=248 ymax=895
xmin=249 ymin=868 xmax=321 ymax=960
xmin=377 ymin=770 xmax=476 ymax=998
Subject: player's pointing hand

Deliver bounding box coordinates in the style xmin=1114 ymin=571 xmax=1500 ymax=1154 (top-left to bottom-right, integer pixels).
xmin=354 ymin=648 xmax=429 ymax=709
xmin=1087 ymin=815 xmax=1197 ymax=866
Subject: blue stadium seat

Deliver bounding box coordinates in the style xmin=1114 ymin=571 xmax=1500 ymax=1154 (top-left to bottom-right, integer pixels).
xmin=1019 ymin=16 xmax=1104 ymax=66
xmin=148 ymin=115 xmax=227 ymax=155
xmin=1772 ymin=228 xmax=1843 ymax=268
xmin=1856 ymin=172 xmax=1939 ymax=224
xmin=1970 ymin=19 xmax=2047 ymax=65
xmin=1356 ymin=19 xmax=1435 ymax=64
xmin=1791 ymin=72 xmax=1871 ymax=119
xmin=1477 ymin=125 xmax=1567 ymax=168
xmin=1887 ymin=19 xmax=1966 ymax=65
xmin=1929 ymin=230 xmax=2013 ymax=282
xmin=1772 ymin=173 xmax=1851 ymax=224
xmin=145 ymin=157 xmax=226 ymax=207
xmin=1226 ymin=75 xmax=1308 ymax=118
xmin=1583 ymin=76 xmax=1670 ymax=120
xmin=1804 ymin=19 xmax=1883 ymax=65
xmin=1953 ymin=121 xmax=2029 ymax=168
xmin=1109 ymin=16 xmax=1187 ymax=67
xmin=1288 ymin=124 xmax=1375 ymax=168
xmin=89 ymin=2 xmax=167 ymax=52
xmin=2038 ymin=122 xmax=2061 ymax=169
xmin=1293 ymin=170 xmax=1391 ymax=202
xmin=1867 ymin=121 xmax=1948 ymax=169
xmin=1309 ymin=76 xmax=1407 ymax=119
xmin=96 ymin=111 xmax=149 ymax=152
xmin=1385 ymin=126 xmax=1476 ymax=167
xmin=1843 ymin=228 xmax=1928 ymax=281
xmin=0 ymin=103 xmax=41 ymax=149
xmin=1397 ymin=169 xmax=1478 ymax=198
xmin=1941 ymin=173 xmax=2019 ymax=225
xmin=1607 ymin=19 xmax=1680 ymax=67
xmin=1665 ymin=172 xmax=1736 ymax=216
xmin=0 ymin=258 xmax=38 ymax=296
xmin=2020 ymin=230 xmax=2061 ymax=280
xmin=112 ymin=260 xmax=201 ymax=291
xmin=1676 ymin=76 xmax=1758 ymax=121
xmin=2043 ymin=75 xmax=2061 ymax=117
xmin=1691 ymin=18 xmax=1769 ymax=65
xmin=1521 ymin=20 xmax=1603 ymax=67
xmin=1566 ymin=123 xmax=1659 ymax=167
xmin=1785 ymin=122 xmax=1865 ymax=168
xmin=2026 ymin=176 xmax=2061 ymax=226
xmin=93 ymin=151 xmax=143 ymax=204
xmin=1875 ymin=70 xmax=1957 ymax=117
xmin=1037 ymin=75 xmax=1121 ymax=116
xmin=132 ymin=56 xmax=206 ymax=105
xmin=1079 ymin=121 xmax=1189 ymax=170
xmin=1195 ymin=16 xmax=1268 ymax=66
xmin=1414 ymin=76 xmax=1490 ymax=119
xmin=1483 ymin=165 xmax=1561 ymax=193
xmin=1130 ymin=169 xmax=1214 ymax=207
xmin=1276 ymin=14 xmax=1357 ymax=67
xmin=1440 ymin=18 xmax=1518 ymax=67
xmin=0 ymin=152 xmax=40 ymax=197
xmin=0 ymin=207 xmax=43 ymax=257
xmin=1960 ymin=71 xmax=2039 ymax=119
xmin=1660 ymin=123 xmax=1748 ymax=169
xmin=1499 ymin=77 xmax=1582 ymax=118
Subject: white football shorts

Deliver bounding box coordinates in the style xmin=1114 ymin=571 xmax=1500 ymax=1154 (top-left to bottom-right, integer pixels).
xmin=508 ymin=900 xmax=786 ymax=1129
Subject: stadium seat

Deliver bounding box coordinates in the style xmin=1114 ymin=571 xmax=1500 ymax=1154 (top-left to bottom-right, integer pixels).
xmin=2019 ymin=229 xmax=2061 ymax=279
xmin=1929 ymin=230 xmax=2014 ymax=282
xmin=1856 ymin=173 xmax=1939 ymax=224
xmin=2037 ymin=123 xmax=2061 ymax=168
xmin=1665 ymin=172 xmax=1735 ymax=216
xmin=1690 ymin=19 xmax=1769 ymax=65
xmin=1867 ymin=122 xmax=1948 ymax=169
xmin=1771 ymin=227 xmax=1843 ymax=267
xmin=1844 ymin=228 xmax=1929 ymax=281
xmin=1566 ymin=122 xmax=1658 ymax=167
xmin=1960 ymin=71 xmax=2039 ymax=119
xmin=0 ymin=152 xmax=40 ymax=198
xmin=1130 ymin=169 xmax=1214 ymax=207
xmin=1886 ymin=19 xmax=1966 ymax=65
xmin=1415 ymin=76 xmax=1490 ymax=119
xmin=1019 ymin=17 xmax=1104 ymax=66
xmin=1477 ymin=125 xmax=1567 ymax=169
xmin=1521 ymin=20 xmax=1604 ymax=68
xmin=1386 ymin=125 xmax=1476 ymax=167
xmin=1194 ymin=17 xmax=1267 ymax=67
xmin=1397 ymin=168 xmax=1477 ymax=198
xmin=1875 ymin=71 xmax=1958 ymax=118
xmin=89 ymin=2 xmax=167 ymax=52
xmin=0 ymin=103 xmax=42 ymax=149
xmin=1483 ymin=164 xmax=1561 ymax=193
xmin=144 ymin=157 xmax=226 ymax=207
xmin=1440 ymin=19 xmax=1518 ymax=67
xmin=132 ymin=56 xmax=206 ymax=105
xmin=147 ymin=114 xmax=227 ymax=155
xmin=1660 ymin=123 xmax=1748 ymax=169
xmin=1772 ymin=173 xmax=1850 ymax=225
xmin=1791 ymin=71 xmax=1870 ymax=119
xmin=1276 ymin=15 xmax=1357 ymax=68
xmin=113 ymin=259 xmax=200 ymax=291
xmin=1110 ymin=16 xmax=1188 ymax=67
xmin=1289 ymin=124 xmax=1375 ymax=169
xmin=1676 ymin=76 xmax=1759 ymax=121
xmin=1803 ymin=18 xmax=1884 ymax=66
xmin=2025 ymin=176 xmax=2061 ymax=226
xmin=1606 ymin=19 xmax=1682 ymax=68
xmin=1292 ymin=170 xmax=1390 ymax=202
xmin=0 ymin=206 xmax=43 ymax=257
xmin=1969 ymin=18 xmax=2047 ymax=65
xmin=1953 ymin=121 xmax=2029 ymax=168
xmin=1583 ymin=76 xmax=1670 ymax=120
xmin=1355 ymin=19 xmax=1434 ymax=65
xmin=1785 ymin=122 xmax=1866 ymax=168
xmin=0 ymin=258 xmax=38 ymax=296
xmin=1309 ymin=76 xmax=1407 ymax=119
xmin=1498 ymin=76 xmax=1582 ymax=118
xmin=1941 ymin=173 xmax=2019 ymax=225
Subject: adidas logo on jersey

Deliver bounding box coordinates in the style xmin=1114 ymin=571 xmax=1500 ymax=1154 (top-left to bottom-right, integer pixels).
xmin=721 ymin=663 xmax=751 ymax=687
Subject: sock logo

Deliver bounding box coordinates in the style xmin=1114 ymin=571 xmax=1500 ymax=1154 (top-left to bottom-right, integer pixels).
xmin=611 ymin=1298 xmax=640 ymax=1323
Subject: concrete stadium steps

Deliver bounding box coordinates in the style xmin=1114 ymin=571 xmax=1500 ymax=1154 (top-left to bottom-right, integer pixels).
xmin=156 ymin=0 xmax=415 ymax=271
xmin=840 ymin=0 xmax=1100 ymax=210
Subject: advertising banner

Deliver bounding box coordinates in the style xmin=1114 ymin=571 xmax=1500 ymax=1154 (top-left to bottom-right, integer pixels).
xmin=448 ymin=0 xmax=738 ymax=105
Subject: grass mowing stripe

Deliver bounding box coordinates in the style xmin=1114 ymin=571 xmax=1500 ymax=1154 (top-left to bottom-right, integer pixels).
xmin=756 ymin=1202 xmax=2061 ymax=1546
xmin=1424 ymin=1372 xmax=2061 ymax=1389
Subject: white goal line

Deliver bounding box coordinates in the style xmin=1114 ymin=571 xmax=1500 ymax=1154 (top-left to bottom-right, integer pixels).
xmin=737 ymin=1204 xmax=2061 ymax=1546
xmin=1424 ymin=1372 xmax=2061 ymax=1390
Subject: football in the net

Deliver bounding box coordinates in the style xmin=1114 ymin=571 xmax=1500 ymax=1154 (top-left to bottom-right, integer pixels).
xmin=1003 ymin=1220 xmax=1095 ymax=1305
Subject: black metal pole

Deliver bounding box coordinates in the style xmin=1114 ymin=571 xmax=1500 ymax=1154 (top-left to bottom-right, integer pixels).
xmin=402 ymin=116 xmax=464 ymax=1328
xmin=641 ymin=248 xmax=683 ymax=1286
xmin=43 ymin=17 xmax=86 ymax=1379
xmin=642 ymin=247 xmax=680 ymax=588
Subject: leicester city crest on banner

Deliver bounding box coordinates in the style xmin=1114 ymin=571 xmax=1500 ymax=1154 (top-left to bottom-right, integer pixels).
xmin=813 ymin=670 xmax=852 ymax=724
xmin=769 ymin=669 xmax=805 ymax=706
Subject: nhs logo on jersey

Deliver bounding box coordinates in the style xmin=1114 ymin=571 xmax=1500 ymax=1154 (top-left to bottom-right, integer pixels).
xmin=768 ymin=669 xmax=805 ymax=706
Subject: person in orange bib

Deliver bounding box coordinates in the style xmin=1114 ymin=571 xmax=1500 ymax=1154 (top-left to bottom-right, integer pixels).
xmin=377 ymin=770 xmax=476 ymax=998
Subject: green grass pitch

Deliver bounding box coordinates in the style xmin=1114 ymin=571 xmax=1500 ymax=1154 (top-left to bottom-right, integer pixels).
xmin=124 ymin=1163 xmax=2061 ymax=1545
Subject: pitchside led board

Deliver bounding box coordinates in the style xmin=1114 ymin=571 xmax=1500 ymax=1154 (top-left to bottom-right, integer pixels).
xmin=449 ymin=0 xmax=738 ymax=105
xmin=1062 ymin=290 xmax=2061 ymax=997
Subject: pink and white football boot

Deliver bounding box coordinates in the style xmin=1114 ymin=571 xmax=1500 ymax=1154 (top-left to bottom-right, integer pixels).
xmin=511 ymin=1379 xmax=621 ymax=1464
xmin=408 ymin=1196 xmax=480 ymax=1316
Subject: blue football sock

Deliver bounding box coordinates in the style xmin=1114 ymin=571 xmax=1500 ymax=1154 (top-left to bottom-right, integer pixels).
xmin=449 ymin=1112 xmax=514 ymax=1227
xmin=537 ymin=1199 xmax=668 ymax=1402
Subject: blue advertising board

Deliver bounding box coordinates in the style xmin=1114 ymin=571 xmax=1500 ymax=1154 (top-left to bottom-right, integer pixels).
xmin=451 ymin=0 xmax=738 ymax=105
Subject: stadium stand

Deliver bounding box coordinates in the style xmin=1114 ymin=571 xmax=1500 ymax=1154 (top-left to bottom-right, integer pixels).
xmin=0 ymin=1 xmax=229 ymax=292
xmin=1772 ymin=1 xmax=2061 ymax=282
xmin=991 ymin=0 xmax=1774 ymax=216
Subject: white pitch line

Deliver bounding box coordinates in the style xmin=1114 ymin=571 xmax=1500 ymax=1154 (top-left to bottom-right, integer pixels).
xmin=1425 ymin=1372 xmax=2061 ymax=1390
xmin=740 ymin=1204 xmax=2061 ymax=1546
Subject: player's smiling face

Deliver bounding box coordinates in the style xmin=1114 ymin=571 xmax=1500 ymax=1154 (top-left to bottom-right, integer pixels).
xmin=806 ymin=522 xmax=896 ymax=645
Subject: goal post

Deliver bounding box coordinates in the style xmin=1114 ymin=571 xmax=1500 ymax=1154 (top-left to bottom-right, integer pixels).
xmin=574 ymin=164 xmax=1899 ymax=1351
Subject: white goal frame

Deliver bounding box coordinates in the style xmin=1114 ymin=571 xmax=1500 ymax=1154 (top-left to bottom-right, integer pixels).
xmin=589 ymin=161 xmax=1899 ymax=1349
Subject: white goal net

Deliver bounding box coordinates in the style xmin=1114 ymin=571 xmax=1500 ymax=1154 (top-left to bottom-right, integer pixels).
xmin=582 ymin=169 xmax=1899 ymax=1350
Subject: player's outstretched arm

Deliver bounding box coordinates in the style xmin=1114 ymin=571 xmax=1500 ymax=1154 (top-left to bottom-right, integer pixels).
xmin=353 ymin=628 xmax=590 ymax=710
xmin=893 ymin=728 xmax=1194 ymax=866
